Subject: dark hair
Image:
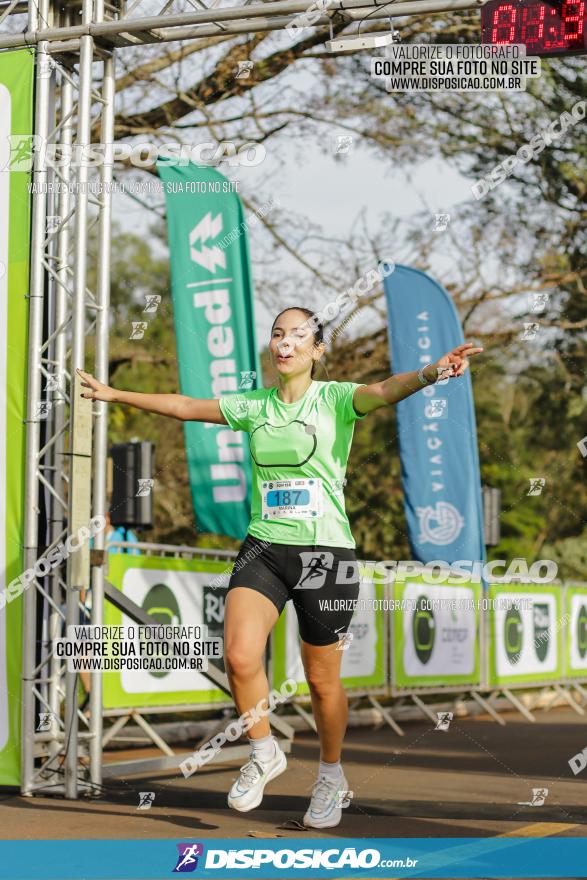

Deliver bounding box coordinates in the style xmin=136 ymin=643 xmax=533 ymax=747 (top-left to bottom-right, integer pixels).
xmin=271 ymin=306 xmax=324 ymax=378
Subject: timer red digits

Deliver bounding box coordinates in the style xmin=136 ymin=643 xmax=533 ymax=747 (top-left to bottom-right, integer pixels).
xmin=521 ymin=2 xmax=545 ymax=45
xmin=562 ymin=0 xmax=585 ymax=37
xmin=481 ymin=0 xmax=587 ymax=55
xmin=492 ymin=2 xmax=517 ymax=41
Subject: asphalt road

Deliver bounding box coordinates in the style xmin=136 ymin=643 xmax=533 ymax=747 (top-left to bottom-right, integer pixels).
xmin=1 ymin=704 xmax=585 ymax=873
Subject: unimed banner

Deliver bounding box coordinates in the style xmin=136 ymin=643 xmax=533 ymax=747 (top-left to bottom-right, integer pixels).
xmin=384 ymin=266 xmax=486 ymax=574
xmin=158 ymin=161 xmax=261 ymax=541
xmin=391 ymin=575 xmax=481 ymax=688
xmin=103 ymin=554 xmax=232 ymax=709
xmin=0 ymin=49 xmax=34 ymax=787
xmin=488 ymin=583 xmax=563 ymax=685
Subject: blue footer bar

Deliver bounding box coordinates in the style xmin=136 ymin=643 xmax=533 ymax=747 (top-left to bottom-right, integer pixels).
xmin=1 ymin=838 xmax=586 ymax=879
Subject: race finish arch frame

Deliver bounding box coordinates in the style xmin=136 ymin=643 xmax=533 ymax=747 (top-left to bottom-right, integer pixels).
xmin=0 ymin=0 xmax=490 ymax=800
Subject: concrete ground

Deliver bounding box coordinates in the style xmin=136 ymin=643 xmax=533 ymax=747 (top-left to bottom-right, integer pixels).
xmin=1 ymin=705 xmax=585 ymax=879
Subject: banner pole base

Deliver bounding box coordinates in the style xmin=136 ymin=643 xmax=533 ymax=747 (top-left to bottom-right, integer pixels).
xmin=368 ymin=695 xmax=404 ymax=736
xmin=410 ymin=693 xmax=439 ymax=724
xmin=501 ymin=688 xmax=535 ymax=722
xmin=553 ymin=683 xmax=585 ymax=716
xmin=470 ymin=690 xmax=506 ymax=725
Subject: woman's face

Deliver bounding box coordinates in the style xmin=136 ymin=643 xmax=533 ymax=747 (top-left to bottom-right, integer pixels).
xmin=269 ymin=309 xmax=321 ymax=378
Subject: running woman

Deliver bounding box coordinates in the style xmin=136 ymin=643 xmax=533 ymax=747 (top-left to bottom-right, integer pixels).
xmin=77 ymin=307 xmax=482 ymax=828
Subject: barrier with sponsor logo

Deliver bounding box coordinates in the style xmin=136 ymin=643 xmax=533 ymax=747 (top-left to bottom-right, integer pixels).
xmin=487 ymin=583 xmax=563 ymax=686
xmin=103 ymin=553 xmax=232 ymax=709
xmin=86 ymin=547 xmax=587 ymax=781
xmin=565 ymin=584 xmax=587 ymax=678
xmin=99 ymin=550 xmax=582 ymax=732
xmin=390 ymin=574 xmax=482 ymax=691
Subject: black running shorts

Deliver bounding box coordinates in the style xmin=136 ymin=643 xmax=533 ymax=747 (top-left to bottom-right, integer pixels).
xmin=227 ymin=533 xmax=361 ymax=646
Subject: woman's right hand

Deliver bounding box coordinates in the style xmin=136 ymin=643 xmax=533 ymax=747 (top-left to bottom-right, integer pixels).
xmin=76 ymin=368 xmax=116 ymax=403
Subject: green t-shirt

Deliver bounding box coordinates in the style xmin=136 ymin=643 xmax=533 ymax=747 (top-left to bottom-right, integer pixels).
xmin=218 ymin=380 xmax=367 ymax=548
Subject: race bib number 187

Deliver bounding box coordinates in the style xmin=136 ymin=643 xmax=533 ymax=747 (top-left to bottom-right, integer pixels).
xmin=261 ymin=478 xmax=323 ymax=520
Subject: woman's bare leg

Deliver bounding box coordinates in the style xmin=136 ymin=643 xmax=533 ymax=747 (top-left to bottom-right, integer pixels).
xmin=223 ymin=587 xmax=279 ymax=739
xmin=300 ymin=640 xmax=346 ymax=762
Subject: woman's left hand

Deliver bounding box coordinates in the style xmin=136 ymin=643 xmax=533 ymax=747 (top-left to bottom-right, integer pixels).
xmin=433 ymin=342 xmax=484 ymax=380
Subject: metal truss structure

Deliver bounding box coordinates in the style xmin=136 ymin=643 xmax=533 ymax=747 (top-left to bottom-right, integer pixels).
xmin=0 ymin=0 xmax=488 ymax=800
xmin=0 ymin=0 xmax=486 ymax=51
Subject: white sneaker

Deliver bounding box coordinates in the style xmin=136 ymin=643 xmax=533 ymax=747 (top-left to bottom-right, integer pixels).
xmin=303 ymin=773 xmax=349 ymax=829
xmin=227 ymin=743 xmax=287 ymax=812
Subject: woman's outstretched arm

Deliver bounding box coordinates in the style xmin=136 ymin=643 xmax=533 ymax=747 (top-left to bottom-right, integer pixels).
xmin=352 ymin=342 xmax=484 ymax=415
xmin=76 ymin=368 xmax=228 ymax=425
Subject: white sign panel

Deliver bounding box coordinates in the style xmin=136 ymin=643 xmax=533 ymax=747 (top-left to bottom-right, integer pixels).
xmin=119 ymin=567 xmax=224 ymax=694
xmin=494 ymin=591 xmax=558 ymax=677
xmin=401 ymin=582 xmax=476 ymax=678
xmin=569 ymin=593 xmax=587 ymax=672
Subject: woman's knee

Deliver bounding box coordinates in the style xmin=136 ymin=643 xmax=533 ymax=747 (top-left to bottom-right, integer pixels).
xmin=225 ymin=641 xmax=264 ymax=679
xmin=305 ymin=662 xmax=341 ymax=698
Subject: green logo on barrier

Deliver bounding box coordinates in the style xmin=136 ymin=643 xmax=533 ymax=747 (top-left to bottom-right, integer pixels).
xmin=504 ymin=607 xmax=523 ymax=664
xmin=533 ymin=603 xmax=550 ymax=663
xmin=413 ymin=596 xmax=435 ymax=664
xmin=141 ymin=583 xmax=181 ymax=679
xmin=578 ymin=604 xmax=587 ymax=660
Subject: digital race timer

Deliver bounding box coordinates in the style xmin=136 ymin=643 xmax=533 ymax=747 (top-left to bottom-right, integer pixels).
xmin=481 ymin=0 xmax=587 ymax=56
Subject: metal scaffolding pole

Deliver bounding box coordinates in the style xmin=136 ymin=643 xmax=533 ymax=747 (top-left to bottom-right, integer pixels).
xmin=14 ymin=0 xmax=117 ymax=798
xmin=44 ymin=22 xmax=65 ymax=787
xmin=48 ymin=28 xmax=75 ymax=782
xmin=89 ymin=40 xmax=116 ymax=788
xmin=63 ymin=0 xmax=96 ymax=800
xmin=21 ymin=0 xmax=53 ymax=793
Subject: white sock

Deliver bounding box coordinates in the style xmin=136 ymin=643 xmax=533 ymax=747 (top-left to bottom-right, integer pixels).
xmin=248 ymin=734 xmax=276 ymax=763
xmin=318 ymin=759 xmax=343 ymax=780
